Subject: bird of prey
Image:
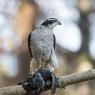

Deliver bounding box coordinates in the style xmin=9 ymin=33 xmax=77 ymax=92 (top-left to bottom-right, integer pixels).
xmin=28 ymin=18 xmax=61 ymax=74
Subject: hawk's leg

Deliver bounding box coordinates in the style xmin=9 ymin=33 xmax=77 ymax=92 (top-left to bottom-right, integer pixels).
xmin=51 ymin=73 xmax=57 ymax=95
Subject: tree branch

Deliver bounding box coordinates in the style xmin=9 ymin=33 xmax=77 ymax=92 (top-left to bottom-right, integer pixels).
xmin=0 ymin=69 xmax=95 ymax=95
xmin=0 ymin=85 xmax=26 ymax=95
xmin=57 ymin=69 xmax=95 ymax=88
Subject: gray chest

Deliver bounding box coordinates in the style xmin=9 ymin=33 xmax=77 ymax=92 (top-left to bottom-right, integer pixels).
xmin=30 ymin=28 xmax=54 ymax=52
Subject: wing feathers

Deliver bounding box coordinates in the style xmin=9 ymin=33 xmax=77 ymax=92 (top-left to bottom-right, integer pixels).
xmin=53 ymin=34 xmax=56 ymax=50
xmin=28 ymin=32 xmax=33 ymax=57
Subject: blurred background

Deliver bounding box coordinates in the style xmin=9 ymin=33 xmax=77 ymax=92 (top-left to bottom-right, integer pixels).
xmin=0 ymin=0 xmax=95 ymax=95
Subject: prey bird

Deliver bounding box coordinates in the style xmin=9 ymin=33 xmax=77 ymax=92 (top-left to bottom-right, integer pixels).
xmin=28 ymin=18 xmax=61 ymax=74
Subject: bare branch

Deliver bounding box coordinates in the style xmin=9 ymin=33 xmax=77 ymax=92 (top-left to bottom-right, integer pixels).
xmin=0 ymin=85 xmax=26 ymax=95
xmin=0 ymin=69 xmax=95 ymax=95
xmin=58 ymin=69 xmax=95 ymax=88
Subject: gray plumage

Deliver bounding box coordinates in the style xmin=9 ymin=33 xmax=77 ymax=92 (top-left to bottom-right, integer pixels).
xmin=28 ymin=18 xmax=61 ymax=74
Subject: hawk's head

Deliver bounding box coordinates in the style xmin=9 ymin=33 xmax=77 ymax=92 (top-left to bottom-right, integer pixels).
xmin=41 ymin=18 xmax=61 ymax=29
